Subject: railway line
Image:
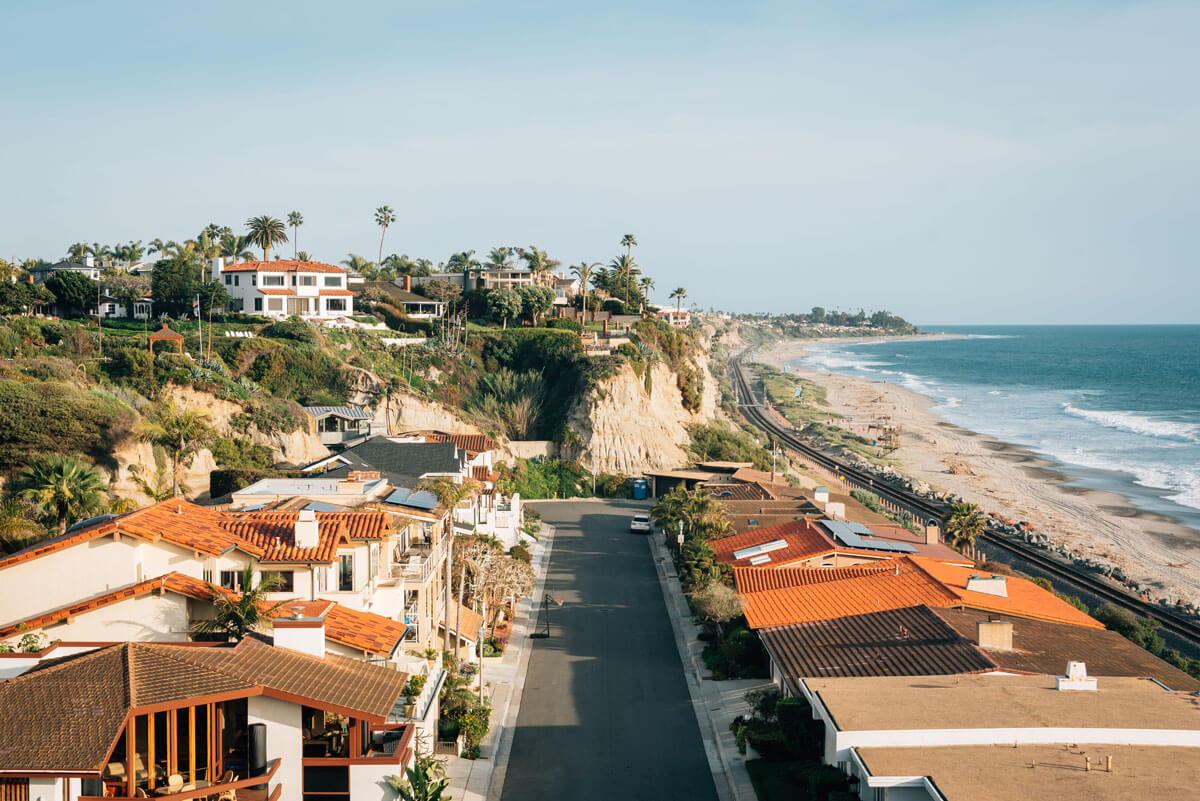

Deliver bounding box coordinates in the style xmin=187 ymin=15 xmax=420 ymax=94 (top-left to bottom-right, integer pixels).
xmin=730 ymin=353 xmax=1200 ymax=648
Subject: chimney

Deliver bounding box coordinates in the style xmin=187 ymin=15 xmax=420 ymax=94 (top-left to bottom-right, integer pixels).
xmin=824 ymin=502 xmax=845 ymax=521
xmin=975 ymin=618 xmax=1013 ymax=651
xmin=924 ymin=523 xmax=940 ymax=546
xmin=965 ymin=574 xmax=1008 ymax=597
xmin=210 ymin=256 xmax=225 ymax=281
xmin=1056 ymin=661 xmax=1098 ymax=691
xmin=403 ymin=275 xmax=412 ymax=292
xmin=813 ymin=486 xmax=829 ymax=504
xmin=273 ymin=602 xmax=327 ymax=658
xmin=83 ymin=254 xmax=95 ymax=268
xmin=294 ymin=509 xmax=319 ymax=549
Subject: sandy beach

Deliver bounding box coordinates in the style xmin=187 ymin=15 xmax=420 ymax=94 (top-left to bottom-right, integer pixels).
xmin=756 ymin=338 xmax=1200 ymax=606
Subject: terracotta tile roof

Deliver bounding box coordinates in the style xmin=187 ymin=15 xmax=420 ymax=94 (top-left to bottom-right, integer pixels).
xmin=733 ymin=562 xmax=898 ymax=593
xmin=221 ymin=260 xmax=348 ymax=274
xmin=710 ymin=519 xmax=838 ymax=568
xmin=0 ymin=501 xmax=394 ymax=572
xmin=162 ymin=574 xmax=406 ymax=656
xmin=910 ymin=557 xmax=1105 ymax=630
xmin=741 ymin=558 xmax=960 ymax=629
xmin=702 ymin=482 xmax=777 ymax=501
xmin=256 ymin=288 xmax=296 ymax=296
xmin=439 ymin=603 xmax=484 ymax=642
xmin=319 ymin=288 xmax=355 ymax=296
xmin=471 ymin=466 xmax=500 ymax=484
xmin=931 ymin=608 xmax=1200 ymax=692
xmin=413 ymin=431 xmax=499 ymax=455
xmin=759 ymin=605 xmax=998 ymax=681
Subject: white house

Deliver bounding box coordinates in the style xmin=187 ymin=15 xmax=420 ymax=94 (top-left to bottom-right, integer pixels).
xmin=212 ymin=258 xmax=355 ymax=320
xmin=28 ymin=255 xmax=103 ymax=283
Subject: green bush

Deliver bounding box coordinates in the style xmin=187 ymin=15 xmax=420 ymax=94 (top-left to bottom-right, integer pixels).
xmin=687 ymin=423 xmax=772 ymax=471
xmin=509 ymin=544 xmax=531 ymax=564
xmin=777 ymin=698 xmax=823 ymax=759
xmin=0 ymin=380 xmax=136 ymax=472
xmin=245 ymin=347 xmax=349 ymax=405
xmin=543 ymin=317 xmax=582 ymax=333
xmin=261 ymin=318 xmax=319 ymax=343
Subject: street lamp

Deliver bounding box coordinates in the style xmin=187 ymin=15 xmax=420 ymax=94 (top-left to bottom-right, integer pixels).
xmin=532 ymin=593 xmax=564 ymax=639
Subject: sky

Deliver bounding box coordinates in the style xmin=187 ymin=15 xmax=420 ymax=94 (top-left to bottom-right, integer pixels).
xmin=2 ymin=0 xmax=1198 ymax=324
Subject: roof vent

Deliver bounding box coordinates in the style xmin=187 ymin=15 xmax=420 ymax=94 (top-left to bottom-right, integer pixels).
xmin=965 ymin=574 xmax=1008 ymax=598
xmin=976 ymin=619 xmax=1014 ymax=651
xmin=1057 ymin=661 xmax=1097 ymax=691
xmin=295 ymin=508 xmax=319 ymax=549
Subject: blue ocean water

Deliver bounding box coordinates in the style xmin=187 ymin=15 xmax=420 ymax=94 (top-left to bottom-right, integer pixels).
xmin=794 ymin=326 xmax=1200 ymax=531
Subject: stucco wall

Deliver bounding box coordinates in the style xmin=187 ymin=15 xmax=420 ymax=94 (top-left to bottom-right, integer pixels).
xmin=349 ymin=763 xmax=403 ymax=801
xmin=247 ymin=696 xmax=303 ymax=801
xmin=27 ymin=777 xmax=62 ymax=801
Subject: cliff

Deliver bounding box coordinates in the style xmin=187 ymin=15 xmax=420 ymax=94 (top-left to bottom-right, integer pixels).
xmin=565 ymin=355 xmax=722 ymax=475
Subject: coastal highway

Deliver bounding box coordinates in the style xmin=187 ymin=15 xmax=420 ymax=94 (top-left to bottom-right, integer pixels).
xmin=730 ymin=353 xmax=1200 ymax=651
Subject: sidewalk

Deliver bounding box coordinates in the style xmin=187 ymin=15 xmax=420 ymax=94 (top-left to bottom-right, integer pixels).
xmin=648 ymin=531 xmax=771 ymax=801
xmin=443 ymin=522 xmax=556 ymax=801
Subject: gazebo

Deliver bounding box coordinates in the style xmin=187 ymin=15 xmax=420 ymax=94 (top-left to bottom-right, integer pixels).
xmin=148 ymin=323 xmax=184 ymax=355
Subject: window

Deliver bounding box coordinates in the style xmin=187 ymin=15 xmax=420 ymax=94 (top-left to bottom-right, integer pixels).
xmin=254 ymin=298 xmax=263 ymax=312
xmin=219 ymin=570 xmax=243 ymax=591
xmin=323 ymin=276 xmax=342 ymax=287
xmin=300 ymin=275 xmax=315 ymax=286
xmin=234 ymin=275 xmax=239 ymax=287
xmin=224 ymin=275 xmax=232 ymax=286
xmin=316 ymin=565 xmax=328 ymax=593
xmin=268 ymin=298 xmax=284 ymax=311
xmin=251 ymin=275 xmax=257 ymax=286
xmin=302 ymin=765 xmax=349 ymax=801
xmin=326 ymin=298 xmax=346 ymax=312
xmin=368 ymin=543 xmax=379 ymax=583
xmin=262 ymin=275 xmax=285 ymax=287
xmin=338 ymin=554 xmax=354 ymax=591
xmin=262 ymin=570 xmax=294 ymax=592
xmin=202 ymin=567 xmax=214 ymax=584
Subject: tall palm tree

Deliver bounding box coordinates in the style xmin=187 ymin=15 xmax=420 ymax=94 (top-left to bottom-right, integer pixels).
xmin=620 ymin=233 xmax=637 ymax=260
xmin=608 ymin=254 xmax=637 ymax=306
xmin=446 ymin=250 xmax=480 ymax=272
xmin=669 ymin=286 xmax=687 ymax=312
xmin=571 ymin=261 xmax=601 ymax=321
xmin=88 ymin=243 xmax=114 ymax=268
xmin=520 ymin=246 xmax=560 ymax=282
xmin=18 ymin=455 xmax=107 ymax=536
xmin=942 ymin=502 xmax=987 ymax=551
xmin=245 ymin=215 xmax=289 ymax=262
xmin=341 ymin=253 xmax=375 ymax=277
xmin=639 ymin=276 xmax=655 ymax=312
xmin=220 ymin=234 xmax=255 ymax=264
xmin=67 ymin=242 xmax=90 ymax=262
xmin=191 ymin=565 xmax=288 ymax=642
xmin=148 ymin=238 xmax=168 ymax=260
xmin=138 ymin=399 xmax=215 ymax=497
xmin=287 ymin=211 xmax=304 ymax=258
xmin=486 ymin=247 xmax=511 ymax=269
xmin=375 ymin=206 xmax=397 ymax=265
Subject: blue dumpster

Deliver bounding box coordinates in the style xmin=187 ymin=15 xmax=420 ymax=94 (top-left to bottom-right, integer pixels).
xmin=631 ymin=478 xmax=648 ymax=500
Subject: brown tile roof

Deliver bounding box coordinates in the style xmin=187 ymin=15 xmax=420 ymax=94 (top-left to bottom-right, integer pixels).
xmin=319 ymin=289 xmax=355 ymax=296
xmin=413 ymin=431 xmax=499 ymax=455
xmin=759 ymin=605 xmax=998 ymax=681
xmin=931 ymin=607 xmax=1200 ymax=692
xmin=701 ymin=482 xmax=777 ymax=501
xmin=740 ymin=558 xmax=960 ymax=628
xmin=221 ymin=260 xmax=348 ymax=274
xmin=471 ymin=466 xmax=500 ymax=484
xmin=733 ymin=563 xmax=897 ymax=593
xmin=710 ymin=519 xmax=839 ymax=568
xmin=0 ymin=501 xmax=393 ymax=571
xmin=256 ymin=288 xmax=296 ymax=295
xmin=0 ymin=638 xmax=408 ymax=773
xmin=439 ymin=603 xmax=484 ymax=642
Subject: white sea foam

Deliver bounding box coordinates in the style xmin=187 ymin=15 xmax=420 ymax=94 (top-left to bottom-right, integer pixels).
xmin=1039 ymin=445 xmax=1200 ymax=513
xmin=1061 ymin=404 xmax=1200 ymax=443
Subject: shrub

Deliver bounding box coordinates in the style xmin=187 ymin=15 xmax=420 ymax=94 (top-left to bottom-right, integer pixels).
xmin=687 ymin=423 xmax=771 ymax=471
xmin=776 ymin=697 xmax=823 ymax=759
xmin=509 ymin=544 xmax=531 ymax=564
xmin=543 ymin=317 xmax=582 ymax=333
xmin=0 ymin=381 xmax=136 ymax=472
xmin=458 ymin=705 xmax=491 ymax=749
xmin=260 ymin=318 xmax=319 ymax=343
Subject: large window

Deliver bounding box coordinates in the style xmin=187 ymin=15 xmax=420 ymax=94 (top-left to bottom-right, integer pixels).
xmin=326 ymin=298 xmax=346 ymax=312
xmin=368 ymin=543 xmax=379 ymax=584
xmin=268 ymin=298 xmax=284 ymax=312
xmin=262 ymin=570 xmax=294 ymax=592
xmin=219 ymin=570 xmax=243 ymax=591
xmin=261 ymin=275 xmax=285 ymax=287
xmin=323 ymin=276 xmax=342 ymax=287
xmin=338 ymin=554 xmax=354 ymax=592
xmin=253 ymin=298 xmax=263 ymax=312
xmin=300 ymin=276 xmax=316 ymax=286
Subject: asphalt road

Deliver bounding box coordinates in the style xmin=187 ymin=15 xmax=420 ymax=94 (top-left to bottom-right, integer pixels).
xmin=499 ymin=500 xmax=720 ymax=801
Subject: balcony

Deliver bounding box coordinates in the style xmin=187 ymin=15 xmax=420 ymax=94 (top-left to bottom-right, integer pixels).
xmin=89 ymin=759 xmax=281 ymax=801
xmin=388 ymin=651 xmax=445 ymax=725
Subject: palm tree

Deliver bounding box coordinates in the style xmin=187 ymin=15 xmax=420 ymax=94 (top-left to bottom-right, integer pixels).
xmin=148 ymin=239 xmax=168 ymax=260
xmin=639 ymin=276 xmax=655 ymax=311
xmin=220 ymin=234 xmax=255 ymax=264
xmin=374 ymin=206 xmax=397 ymax=265
xmin=117 ymin=240 xmax=145 ymax=266
xmin=669 ymin=286 xmax=687 ymax=312
xmin=67 ymin=242 xmax=90 ymax=262
xmin=0 ymin=498 xmax=47 ymax=554
xmin=191 ymin=565 xmax=287 ymax=642
xmin=245 ymin=215 xmax=289 ymax=262
xmin=138 ymin=399 xmax=215 ymax=497
xmin=942 ymin=502 xmax=986 ymax=551
xmin=620 ymin=233 xmax=637 ymax=260
xmin=341 ymin=253 xmax=375 ymax=278
xmin=18 ymin=455 xmax=107 ymax=536
xmin=88 ymin=243 xmax=114 ymax=268
xmin=609 ymin=254 xmax=637 ymax=305
xmin=486 ymin=247 xmax=511 ymax=269
xmin=287 ymin=211 xmax=304 ymax=258
xmin=520 ymin=246 xmax=560 ymax=281
xmin=571 ymin=261 xmax=601 ymax=321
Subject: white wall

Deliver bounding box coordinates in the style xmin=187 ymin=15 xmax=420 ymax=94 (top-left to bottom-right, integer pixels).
xmin=23 ymin=594 xmax=190 ymax=646
xmin=247 ymin=696 xmax=303 ymax=801
xmin=27 ymin=777 xmax=63 ymax=801
xmin=349 ymin=763 xmax=403 ymax=801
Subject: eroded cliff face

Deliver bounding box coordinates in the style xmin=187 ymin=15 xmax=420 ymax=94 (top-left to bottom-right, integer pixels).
xmin=565 ymin=355 xmax=722 ymax=475
xmin=109 ymin=385 xmax=329 ymax=502
xmin=343 ymin=365 xmax=482 ymax=435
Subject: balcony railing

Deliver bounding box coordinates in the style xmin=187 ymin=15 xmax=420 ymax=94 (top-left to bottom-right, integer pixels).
xmin=392 ymin=534 xmax=447 ymax=586
xmin=88 ymin=758 xmax=281 ymax=801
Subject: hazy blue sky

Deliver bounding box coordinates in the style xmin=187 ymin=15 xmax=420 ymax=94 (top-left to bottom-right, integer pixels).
xmin=2 ymin=1 xmax=1197 ymax=324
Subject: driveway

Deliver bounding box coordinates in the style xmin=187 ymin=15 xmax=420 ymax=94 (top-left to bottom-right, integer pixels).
xmin=499 ymin=499 xmax=720 ymax=801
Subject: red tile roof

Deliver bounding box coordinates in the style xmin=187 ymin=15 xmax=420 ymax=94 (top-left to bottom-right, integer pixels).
xmin=256 ymin=288 xmax=296 ymax=296
xmin=710 ymin=519 xmax=838 ymax=567
xmin=221 ymin=260 xmax=348 ymax=274
xmin=413 ymin=431 xmax=499 ymax=455
xmin=319 ymin=289 xmax=355 ymax=296
xmin=702 ymin=482 xmax=778 ymax=501
xmin=0 ymin=501 xmax=393 ymax=570
xmin=733 ymin=562 xmax=898 ymax=593
xmin=472 ymin=466 xmax=500 ymax=484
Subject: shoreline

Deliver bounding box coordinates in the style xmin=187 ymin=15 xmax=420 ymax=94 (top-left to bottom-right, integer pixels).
xmin=755 ymin=337 xmax=1200 ymax=606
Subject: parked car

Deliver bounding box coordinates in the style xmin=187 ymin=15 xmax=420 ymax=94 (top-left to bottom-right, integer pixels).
xmin=630 ymin=514 xmax=651 ymax=534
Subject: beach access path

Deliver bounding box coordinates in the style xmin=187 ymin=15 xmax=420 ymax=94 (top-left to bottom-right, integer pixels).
xmin=754 ymin=338 xmax=1200 ymax=607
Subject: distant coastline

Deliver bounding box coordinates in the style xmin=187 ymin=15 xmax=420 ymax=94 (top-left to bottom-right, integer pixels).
xmin=755 ymin=335 xmax=1200 ymax=606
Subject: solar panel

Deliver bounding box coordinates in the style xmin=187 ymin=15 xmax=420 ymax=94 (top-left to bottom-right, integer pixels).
xmin=818 ymin=519 xmax=917 ymax=554
xmin=748 ymin=554 xmax=772 ymax=565
xmin=733 ymin=539 xmax=789 ymax=560
xmin=385 ymin=488 xmax=440 ymax=510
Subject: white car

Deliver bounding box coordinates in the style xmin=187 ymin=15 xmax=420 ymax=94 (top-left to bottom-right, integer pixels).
xmin=630 ymin=514 xmax=652 ymax=534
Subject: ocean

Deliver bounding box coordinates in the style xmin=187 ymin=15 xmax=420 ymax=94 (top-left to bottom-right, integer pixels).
xmin=792 ymin=325 xmax=1200 ymax=532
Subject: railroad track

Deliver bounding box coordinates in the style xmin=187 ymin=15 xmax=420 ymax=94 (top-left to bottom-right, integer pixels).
xmin=730 ymin=353 xmax=1200 ymax=647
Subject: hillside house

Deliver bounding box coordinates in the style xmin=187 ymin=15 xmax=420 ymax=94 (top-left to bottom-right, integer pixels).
xmin=211 ymin=259 xmax=354 ymax=320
